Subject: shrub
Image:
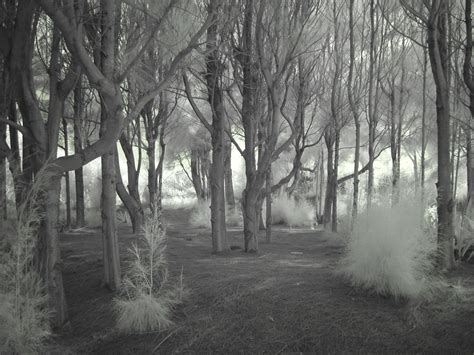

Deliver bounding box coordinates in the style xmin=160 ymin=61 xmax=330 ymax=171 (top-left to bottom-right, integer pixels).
xmin=189 ymin=200 xmax=211 ymax=228
xmin=271 ymin=194 xmax=314 ymax=227
xmin=339 ymin=201 xmax=437 ymax=300
xmin=113 ymin=209 xmax=184 ymax=334
xmin=189 ymin=200 xmax=242 ymax=228
xmin=0 ymin=168 xmax=51 ymax=353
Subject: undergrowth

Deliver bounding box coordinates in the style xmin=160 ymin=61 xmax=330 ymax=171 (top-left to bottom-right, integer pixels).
xmin=271 ymin=194 xmax=314 ymax=227
xmin=0 ymin=167 xmax=51 ymax=353
xmin=339 ymin=200 xmax=437 ymax=300
xmin=113 ymin=207 xmax=185 ymax=334
xmin=189 ymin=200 xmax=242 ymax=228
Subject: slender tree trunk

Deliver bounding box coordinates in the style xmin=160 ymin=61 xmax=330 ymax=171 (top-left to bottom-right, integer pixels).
xmin=190 ymin=148 xmax=206 ymax=201
xmin=331 ymin=131 xmax=340 ymax=232
xmin=73 ymin=83 xmax=85 ymax=227
xmin=463 ymin=0 xmax=474 ymax=201
xmin=323 ymin=130 xmax=334 ymax=229
xmin=421 ymin=44 xmax=428 ymax=202
xmin=63 ymin=119 xmax=71 ymax=227
xmin=224 ymin=134 xmax=235 ymax=208
xmin=0 ymin=124 xmax=6 ymax=221
xmin=348 ymin=0 xmax=359 ymax=227
xmin=367 ymin=0 xmax=376 ymax=208
xmin=265 ymin=166 xmax=272 ymax=243
xmin=156 ymin=125 xmax=166 ymax=213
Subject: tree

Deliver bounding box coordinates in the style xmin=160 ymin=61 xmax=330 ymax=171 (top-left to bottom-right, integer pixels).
xmin=402 ymin=0 xmax=454 ymax=269
xmin=184 ymin=0 xmax=232 ymax=252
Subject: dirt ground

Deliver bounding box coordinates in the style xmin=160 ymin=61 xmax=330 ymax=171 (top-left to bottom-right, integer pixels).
xmin=48 ymin=207 xmax=474 ymax=354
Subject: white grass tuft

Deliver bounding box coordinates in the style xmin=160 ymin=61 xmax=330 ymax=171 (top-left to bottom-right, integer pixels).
xmin=271 ymin=194 xmax=314 ymax=227
xmin=338 ymin=200 xmax=437 ymax=300
xmin=0 ymin=167 xmax=52 ymax=353
xmin=113 ymin=206 xmax=185 ymax=334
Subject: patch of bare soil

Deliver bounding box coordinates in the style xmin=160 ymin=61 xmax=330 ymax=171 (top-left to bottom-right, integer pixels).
xmin=49 ymin=208 xmax=474 ymax=354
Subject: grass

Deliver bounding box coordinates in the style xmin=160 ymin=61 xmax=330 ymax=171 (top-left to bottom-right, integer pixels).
xmin=0 ymin=167 xmax=52 ymax=353
xmin=113 ymin=207 xmax=184 ymax=334
xmin=338 ymin=200 xmax=437 ymax=300
xmin=52 ymin=208 xmax=474 ymax=353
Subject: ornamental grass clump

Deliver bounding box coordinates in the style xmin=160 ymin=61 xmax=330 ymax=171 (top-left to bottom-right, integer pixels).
xmin=0 ymin=168 xmax=51 ymax=353
xmin=339 ymin=200 xmax=437 ymax=300
xmin=114 ymin=208 xmax=184 ymax=334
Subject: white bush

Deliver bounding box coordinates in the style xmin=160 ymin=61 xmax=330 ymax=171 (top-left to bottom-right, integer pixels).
xmin=271 ymin=194 xmax=314 ymax=227
xmin=189 ymin=200 xmax=242 ymax=228
xmin=113 ymin=209 xmax=184 ymax=334
xmin=339 ymin=201 xmax=437 ymax=300
xmin=189 ymin=200 xmax=211 ymax=228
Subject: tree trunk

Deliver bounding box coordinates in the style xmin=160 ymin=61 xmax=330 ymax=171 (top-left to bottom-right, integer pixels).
xmin=265 ymin=167 xmax=272 ymax=242
xmin=99 ymin=0 xmax=121 ymax=289
xmin=0 ymin=124 xmax=6 ymax=221
xmin=348 ymin=0 xmax=359 ymax=227
xmin=207 ymin=0 xmax=227 ymax=253
xmin=115 ymin=148 xmax=143 ymax=234
xmin=38 ymin=176 xmax=68 ymax=330
xmin=367 ymin=0 xmax=376 ymax=209
xmin=331 ymin=131 xmax=340 ymax=232
xmin=63 ymin=119 xmax=71 ymax=227
xmin=224 ymin=137 xmax=235 ymax=207
xmin=73 ymin=83 xmax=85 ymax=227
xmin=323 ymin=129 xmax=334 ymax=229
xmin=427 ymin=0 xmax=454 ymax=270
xmin=100 ymin=148 xmax=121 ymax=290
xmin=118 ymin=133 xmax=143 ymax=233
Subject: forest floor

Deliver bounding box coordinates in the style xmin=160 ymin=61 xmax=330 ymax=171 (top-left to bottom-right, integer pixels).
xmin=48 ymin=207 xmax=474 ymax=354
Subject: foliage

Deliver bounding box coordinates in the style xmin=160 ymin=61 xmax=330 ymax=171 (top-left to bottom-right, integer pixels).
xmin=271 ymin=194 xmax=314 ymax=227
xmin=113 ymin=208 xmax=184 ymax=334
xmin=339 ymin=200 xmax=437 ymax=300
xmin=0 ymin=168 xmax=51 ymax=353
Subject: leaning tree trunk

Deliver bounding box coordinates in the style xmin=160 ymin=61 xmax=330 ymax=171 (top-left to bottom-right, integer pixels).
xmin=115 ymin=149 xmax=144 ymax=234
